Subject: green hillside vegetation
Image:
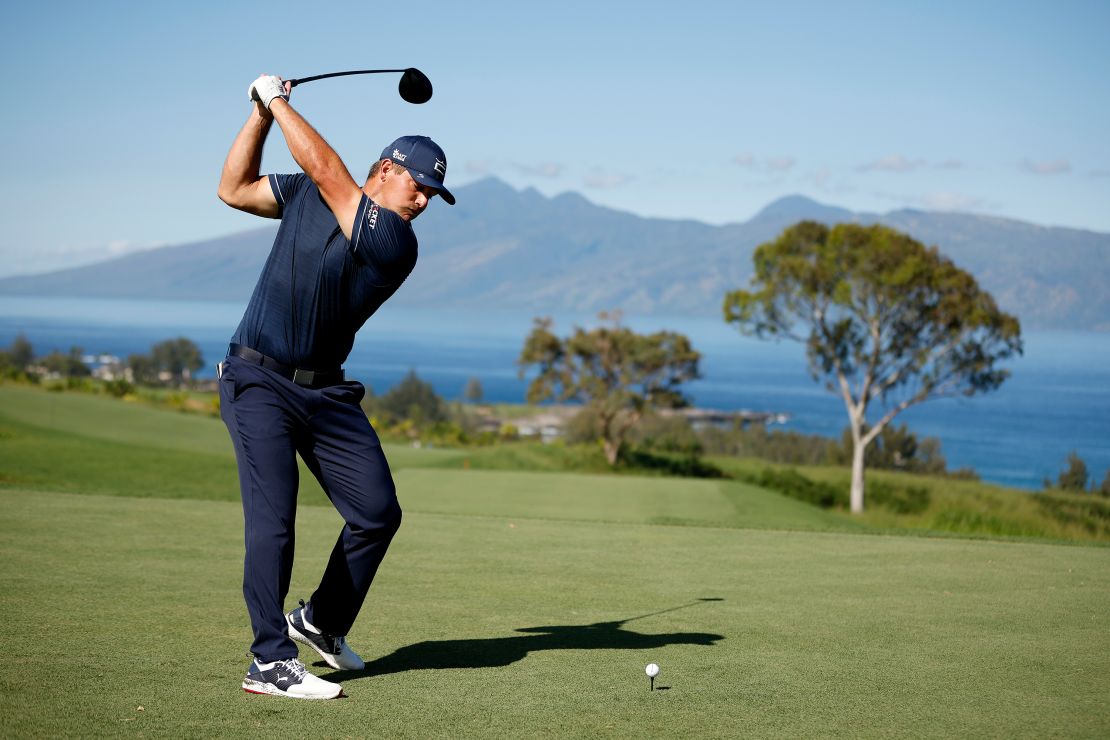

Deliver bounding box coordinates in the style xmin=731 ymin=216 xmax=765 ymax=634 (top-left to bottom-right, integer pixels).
xmin=1 ymin=383 xmax=1107 ymax=543
xmin=1 ymin=383 xmax=1108 ymax=737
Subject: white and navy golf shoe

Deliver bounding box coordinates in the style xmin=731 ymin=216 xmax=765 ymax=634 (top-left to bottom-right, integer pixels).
xmin=286 ymin=600 xmax=365 ymax=671
xmin=241 ymin=657 xmax=343 ymax=700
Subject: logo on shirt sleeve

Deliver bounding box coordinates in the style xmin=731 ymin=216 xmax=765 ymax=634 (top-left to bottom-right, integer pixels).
xmin=367 ymin=203 xmax=380 ymax=230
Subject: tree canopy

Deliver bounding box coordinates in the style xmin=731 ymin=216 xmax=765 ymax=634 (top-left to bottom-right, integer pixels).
xmin=377 ymin=370 xmax=448 ymax=425
xmin=518 ymin=312 xmax=701 ymax=464
xmin=723 ymin=221 xmax=1022 ymax=512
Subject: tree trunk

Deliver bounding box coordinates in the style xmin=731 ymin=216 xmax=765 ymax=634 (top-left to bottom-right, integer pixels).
xmin=850 ymin=434 xmax=866 ymax=514
xmin=602 ymin=438 xmax=620 ymax=465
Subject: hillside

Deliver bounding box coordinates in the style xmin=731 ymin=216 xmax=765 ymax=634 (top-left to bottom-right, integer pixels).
xmin=2 ymin=179 xmax=1108 ymax=330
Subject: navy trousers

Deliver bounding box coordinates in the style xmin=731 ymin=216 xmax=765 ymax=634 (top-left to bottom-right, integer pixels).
xmin=219 ymin=356 xmax=402 ymax=662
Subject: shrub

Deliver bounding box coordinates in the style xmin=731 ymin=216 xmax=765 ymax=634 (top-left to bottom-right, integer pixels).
xmin=620 ymin=448 xmax=724 ymax=478
xmin=103 ymin=378 xmax=134 ymax=398
xmin=867 ymin=479 xmax=931 ymax=514
xmin=748 ymin=468 xmax=846 ymax=509
xmin=1035 ymin=492 xmax=1110 ymax=537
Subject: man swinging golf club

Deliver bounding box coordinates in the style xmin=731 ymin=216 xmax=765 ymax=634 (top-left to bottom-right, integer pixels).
xmin=216 ymin=73 xmax=454 ymax=699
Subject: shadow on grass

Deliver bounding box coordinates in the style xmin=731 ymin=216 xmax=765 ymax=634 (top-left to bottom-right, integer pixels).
xmin=323 ymin=598 xmax=725 ymax=681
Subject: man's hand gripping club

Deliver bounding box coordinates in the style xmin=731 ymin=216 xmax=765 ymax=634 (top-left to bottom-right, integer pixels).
xmin=248 ymin=75 xmax=290 ymax=110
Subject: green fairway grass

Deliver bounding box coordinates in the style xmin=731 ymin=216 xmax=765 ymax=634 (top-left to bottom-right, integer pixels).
xmin=2 ymin=384 xmax=1109 ymax=736
xmin=1 ymin=488 xmax=1107 ymax=738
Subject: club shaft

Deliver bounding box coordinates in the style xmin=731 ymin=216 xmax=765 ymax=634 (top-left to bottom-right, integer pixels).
xmin=288 ymin=69 xmax=408 ymax=88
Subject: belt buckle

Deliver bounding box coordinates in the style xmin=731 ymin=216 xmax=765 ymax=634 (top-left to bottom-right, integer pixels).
xmin=292 ymin=368 xmax=315 ymax=386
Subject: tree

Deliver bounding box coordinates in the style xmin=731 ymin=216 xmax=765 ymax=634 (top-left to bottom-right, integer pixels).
xmin=1100 ymin=470 xmax=1110 ymax=498
xmin=1055 ymin=451 xmax=1089 ymax=492
xmin=39 ymin=346 xmax=91 ymax=377
xmin=378 ymin=370 xmax=448 ymax=425
xmin=464 ymin=377 xmax=484 ymax=404
xmin=151 ymin=337 xmax=204 ymax=386
xmin=837 ymin=423 xmax=948 ymax=475
xmin=517 ymin=312 xmax=701 ymax=465
xmin=1 ymin=334 xmax=34 ymax=370
xmin=128 ymin=353 xmax=159 ymax=385
xmin=723 ymin=221 xmax=1021 ymax=513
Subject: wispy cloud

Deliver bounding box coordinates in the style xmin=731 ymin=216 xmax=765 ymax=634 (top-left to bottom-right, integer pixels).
xmin=513 ymin=162 xmax=564 ymax=178
xmin=915 ymin=192 xmax=988 ymax=211
xmin=733 ymin=153 xmax=756 ymax=168
xmin=583 ymin=171 xmax=633 ymax=189
xmin=766 ymin=157 xmax=795 ymax=173
xmin=857 ymin=155 xmax=927 ymax=173
xmin=732 ymin=153 xmax=795 ymax=173
xmin=464 ymin=160 xmax=493 ymax=175
xmin=935 ymin=159 xmax=964 ymax=170
xmin=1020 ymin=158 xmax=1071 ymax=175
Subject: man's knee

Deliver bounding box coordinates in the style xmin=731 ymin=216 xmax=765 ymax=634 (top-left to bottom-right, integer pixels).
xmin=347 ymin=493 xmax=402 ymax=537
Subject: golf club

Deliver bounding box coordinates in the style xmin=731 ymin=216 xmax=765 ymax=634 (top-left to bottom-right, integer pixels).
xmin=618 ymin=597 xmax=723 ymax=626
xmin=287 ymin=67 xmax=432 ymax=104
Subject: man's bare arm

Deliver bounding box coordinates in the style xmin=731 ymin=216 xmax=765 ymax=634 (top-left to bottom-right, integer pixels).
xmin=217 ymin=103 xmax=281 ymax=218
xmin=267 ymin=98 xmax=363 ymax=240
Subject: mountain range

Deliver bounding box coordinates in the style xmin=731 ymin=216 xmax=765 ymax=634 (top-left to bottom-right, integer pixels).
xmin=2 ymin=177 xmax=1108 ymax=330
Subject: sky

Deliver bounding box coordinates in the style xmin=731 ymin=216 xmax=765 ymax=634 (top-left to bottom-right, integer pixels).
xmin=1 ymin=0 xmax=1108 ymax=277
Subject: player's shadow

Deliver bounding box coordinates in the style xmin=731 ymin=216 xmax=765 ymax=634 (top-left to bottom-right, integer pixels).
xmin=322 ymin=598 xmax=725 ymax=681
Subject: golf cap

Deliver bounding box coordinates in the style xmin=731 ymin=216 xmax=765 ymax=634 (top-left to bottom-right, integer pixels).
xmin=381 ymin=135 xmax=455 ymax=205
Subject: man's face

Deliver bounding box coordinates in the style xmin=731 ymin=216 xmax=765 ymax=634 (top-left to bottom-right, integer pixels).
xmin=377 ymin=160 xmax=439 ymax=222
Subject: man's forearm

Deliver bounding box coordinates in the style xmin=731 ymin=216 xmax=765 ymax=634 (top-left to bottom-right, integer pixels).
xmin=268 ymin=99 xmax=358 ymax=199
xmin=217 ymin=107 xmax=275 ymax=211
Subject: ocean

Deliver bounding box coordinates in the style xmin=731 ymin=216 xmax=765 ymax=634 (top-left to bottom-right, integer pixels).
xmin=2 ymin=295 xmax=1108 ymax=492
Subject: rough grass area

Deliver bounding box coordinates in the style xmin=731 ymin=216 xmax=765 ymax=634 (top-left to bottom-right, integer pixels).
xmin=1 ymin=489 xmax=1107 ymax=738
xmin=711 ymin=456 xmax=1110 ymax=543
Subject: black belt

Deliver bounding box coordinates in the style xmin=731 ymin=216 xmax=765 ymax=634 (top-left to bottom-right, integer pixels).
xmin=227 ymin=344 xmax=345 ymax=388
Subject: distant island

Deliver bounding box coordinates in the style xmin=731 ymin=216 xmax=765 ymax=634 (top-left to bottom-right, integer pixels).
xmin=2 ymin=178 xmax=1108 ymax=331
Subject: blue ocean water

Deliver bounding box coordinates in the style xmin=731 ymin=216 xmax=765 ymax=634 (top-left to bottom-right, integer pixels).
xmin=2 ymin=296 xmax=1108 ymax=491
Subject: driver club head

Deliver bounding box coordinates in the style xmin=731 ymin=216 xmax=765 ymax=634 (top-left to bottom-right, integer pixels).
xmin=399 ymin=67 xmax=433 ymax=104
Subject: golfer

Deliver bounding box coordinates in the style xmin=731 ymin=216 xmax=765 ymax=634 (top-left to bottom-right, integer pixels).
xmin=216 ymin=74 xmax=454 ymax=700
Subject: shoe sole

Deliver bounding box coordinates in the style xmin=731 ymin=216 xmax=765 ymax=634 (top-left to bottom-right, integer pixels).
xmin=286 ymin=613 xmax=365 ymax=671
xmin=242 ymin=678 xmax=342 ymax=700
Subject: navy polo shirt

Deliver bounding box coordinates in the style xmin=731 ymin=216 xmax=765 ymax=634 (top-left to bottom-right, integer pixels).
xmin=230 ymin=173 xmax=418 ymax=370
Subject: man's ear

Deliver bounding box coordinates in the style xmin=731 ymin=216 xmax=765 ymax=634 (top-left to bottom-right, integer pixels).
xmin=379 ymin=159 xmax=393 ymax=181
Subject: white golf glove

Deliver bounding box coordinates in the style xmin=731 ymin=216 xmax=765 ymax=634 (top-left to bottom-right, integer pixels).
xmin=248 ymin=75 xmax=289 ymax=109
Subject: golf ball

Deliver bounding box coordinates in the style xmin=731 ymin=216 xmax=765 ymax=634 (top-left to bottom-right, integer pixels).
xmin=645 ymin=663 xmax=660 ymax=678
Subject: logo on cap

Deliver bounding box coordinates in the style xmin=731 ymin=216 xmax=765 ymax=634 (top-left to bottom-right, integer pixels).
xmin=392 ymin=149 xmax=407 ymax=162
xmin=434 ymin=159 xmax=446 ymax=177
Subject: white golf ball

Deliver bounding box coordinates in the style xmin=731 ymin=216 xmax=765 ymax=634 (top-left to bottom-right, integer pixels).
xmin=645 ymin=663 xmax=660 ymax=678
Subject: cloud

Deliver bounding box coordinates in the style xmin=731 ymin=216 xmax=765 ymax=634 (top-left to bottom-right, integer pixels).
xmin=766 ymin=157 xmax=795 ymax=173
xmin=935 ymin=159 xmax=964 ymax=170
xmin=583 ymin=171 xmax=633 ymax=189
xmin=732 ymin=153 xmax=794 ymax=172
xmin=1020 ymin=159 xmax=1070 ymax=175
xmin=915 ymin=192 xmax=988 ymax=211
xmin=465 ymin=160 xmax=493 ymax=175
xmin=513 ymin=162 xmax=564 ymax=178
xmin=106 ymin=240 xmax=142 ymax=256
xmin=1088 ymin=168 xmax=1110 ymax=177
xmin=858 ymin=155 xmax=927 ymax=173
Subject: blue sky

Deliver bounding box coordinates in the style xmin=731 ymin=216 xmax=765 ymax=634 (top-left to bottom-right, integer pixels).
xmin=2 ymin=0 xmax=1108 ymax=276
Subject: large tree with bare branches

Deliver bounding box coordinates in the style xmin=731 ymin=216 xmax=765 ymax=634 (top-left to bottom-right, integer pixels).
xmin=723 ymin=221 xmax=1022 ymax=512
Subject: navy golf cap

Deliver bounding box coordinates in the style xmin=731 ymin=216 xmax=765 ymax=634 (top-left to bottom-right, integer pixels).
xmin=381 ymin=135 xmax=455 ymax=205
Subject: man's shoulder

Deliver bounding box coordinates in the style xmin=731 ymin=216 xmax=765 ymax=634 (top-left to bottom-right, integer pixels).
xmin=351 ymin=197 xmax=419 ymax=279
xmin=269 ymin=173 xmax=313 ymax=207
